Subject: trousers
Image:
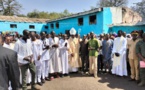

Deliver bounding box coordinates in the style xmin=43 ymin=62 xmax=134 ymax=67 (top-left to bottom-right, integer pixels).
xmin=20 ymin=63 xmax=36 ymax=90
xmin=89 ymin=56 xmax=97 ymax=76
xmin=129 ymin=59 xmax=139 ymax=80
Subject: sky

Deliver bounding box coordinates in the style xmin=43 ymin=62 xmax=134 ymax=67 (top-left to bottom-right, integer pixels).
xmin=17 ymin=0 xmax=142 ymax=15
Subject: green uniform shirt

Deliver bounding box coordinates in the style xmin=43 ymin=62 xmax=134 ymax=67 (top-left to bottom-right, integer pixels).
xmin=88 ymin=38 xmax=99 ymax=56
xmin=136 ymin=40 xmax=145 ymax=60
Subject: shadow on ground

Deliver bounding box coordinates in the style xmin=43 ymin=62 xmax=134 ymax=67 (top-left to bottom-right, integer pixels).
xmin=27 ymin=73 xmax=145 ymax=90
xmin=97 ymin=73 xmax=145 ymax=90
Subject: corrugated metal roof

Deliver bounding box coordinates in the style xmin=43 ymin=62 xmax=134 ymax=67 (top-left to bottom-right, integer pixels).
xmin=0 ymin=16 xmax=49 ymax=23
xmin=47 ymin=8 xmax=103 ymax=22
xmin=109 ymin=21 xmax=145 ymax=27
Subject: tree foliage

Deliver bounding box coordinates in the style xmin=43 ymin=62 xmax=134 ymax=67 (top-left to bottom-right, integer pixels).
xmin=97 ymin=0 xmax=128 ymax=7
xmin=0 ymin=0 xmax=22 ymax=16
xmin=27 ymin=9 xmax=72 ymax=20
xmin=131 ymin=0 xmax=145 ymax=20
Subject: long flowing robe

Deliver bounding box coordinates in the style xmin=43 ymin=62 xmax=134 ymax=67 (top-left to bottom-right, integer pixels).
xmin=40 ymin=38 xmax=50 ymax=79
xmin=102 ymin=39 xmax=113 ymax=62
xmin=32 ymin=39 xmax=43 ymax=82
xmin=32 ymin=39 xmax=43 ymax=66
xmin=49 ymin=37 xmax=62 ymax=73
xmin=68 ymin=37 xmax=80 ymax=72
xmin=59 ymin=39 xmax=69 ymax=74
xmin=112 ymin=36 xmax=128 ymax=76
xmin=41 ymin=38 xmax=50 ymax=61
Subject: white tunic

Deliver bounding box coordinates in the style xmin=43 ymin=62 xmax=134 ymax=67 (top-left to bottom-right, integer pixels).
xmin=59 ymin=39 xmax=69 ymax=74
xmin=3 ymin=43 xmax=14 ymax=50
xmin=49 ymin=37 xmax=62 ymax=73
xmin=13 ymin=39 xmax=33 ymax=85
xmin=112 ymin=36 xmax=127 ymax=76
xmin=40 ymin=38 xmax=50 ymax=61
xmin=32 ymin=39 xmax=43 ymax=66
xmin=14 ymin=39 xmax=33 ymax=65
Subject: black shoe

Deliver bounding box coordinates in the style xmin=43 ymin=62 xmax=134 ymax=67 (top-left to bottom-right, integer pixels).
xmin=65 ymin=74 xmax=69 ymax=77
xmin=129 ymin=79 xmax=135 ymax=81
xmin=27 ymin=83 xmax=31 ymax=86
xmin=138 ymin=82 xmax=145 ymax=86
xmin=81 ymin=72 xmax=85 ymax=75
xmin=19 ymin=84 xmax=22 ymax=88
xmin=108 ymin=71 xmax=112 ymax=74
xmin=61 ymin=74 xmax=64 ymax=78
xmin=45 ymin=77 xmax=50 ymax=81
xmin=103 ymin=71 xmax=107 ymax=73
xmin=32 ymin=86 xmax=41 ymax=90
xmin=42 ymin=79 xmax=45 ymax=83
xmin=136 ymin=80 xmax=140 ymax=84
xmin=37 ymin=82 xmax=43 ymax=86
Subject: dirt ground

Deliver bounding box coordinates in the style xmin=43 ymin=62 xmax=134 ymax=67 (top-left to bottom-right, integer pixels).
xmin=28 ymin=73 xmax=145 ymax=90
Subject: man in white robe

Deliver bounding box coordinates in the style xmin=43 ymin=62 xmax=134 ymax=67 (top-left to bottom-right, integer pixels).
xmin=59 ymin=34 xmax=69 ymax=76
xmin=14 ymin=30 xmax=39 ymax=90
xmin=112 ymin=30 xmax=128 ymax=76
xmin=31 ymin=34 xmax=43 ymax=86
xmin=40 ymin=32 xmax=50 ymax=83
xmin=49 ymin=31 xmax=62 ymax=80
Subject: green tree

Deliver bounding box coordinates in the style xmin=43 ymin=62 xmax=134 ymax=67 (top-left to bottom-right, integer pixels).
xmin=0 ymin=0 xmax=22 ymax=16
xmin=27 ymin=9 xmax=72 ymax=20
xmin=131 ymin=0 xmax=145 ymax=20
xmin=97 ymin=0 xmax=128 ymax=7
xmin=39 ymin=11 xmax=50 ymax=19
xmin=17 ymin=14 xmax=26 ymax=17
xmin=27 ymin=9 xmax=40 ymax=18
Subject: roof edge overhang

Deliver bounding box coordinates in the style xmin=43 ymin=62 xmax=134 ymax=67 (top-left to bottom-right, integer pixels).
xmin=46 ymin=8 xmax=103 ymax=23
xmin=108 ymin=22 xmax=145 ymax=27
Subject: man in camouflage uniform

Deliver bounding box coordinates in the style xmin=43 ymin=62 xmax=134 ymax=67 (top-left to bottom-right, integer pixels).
xmin=136 ymin=33 xmax=145 ymax=86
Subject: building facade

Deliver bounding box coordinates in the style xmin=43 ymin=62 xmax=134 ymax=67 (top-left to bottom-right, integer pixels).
xmin=0 ymin=16 xmax=48 ymax=34
xmin=46 ymin=7 xmax=145 ymax=36
xmin=0 ymin=7 xmax=144 ymax=35
xmin=46 ymin=7 xmax=124 ymax=35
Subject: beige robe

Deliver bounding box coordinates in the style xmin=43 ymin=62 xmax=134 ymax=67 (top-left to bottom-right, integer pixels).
xmin=68 ymin=37 xmax=80 ymax=68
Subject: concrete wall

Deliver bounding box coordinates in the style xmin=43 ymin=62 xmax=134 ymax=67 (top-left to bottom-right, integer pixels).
xmin=102 ymin=7 xmax=123 ymax=34
xmin=0 ymin=21 xmax=47 ymax=34
xmin=109 ymin=25 xmax=145 ymax=34
xmin=110 ymin=7 xmax=122 ymax=24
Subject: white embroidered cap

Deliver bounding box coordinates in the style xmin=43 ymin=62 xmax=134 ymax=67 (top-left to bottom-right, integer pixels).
xmin=70 ymin=27 xmax=76 ymax=35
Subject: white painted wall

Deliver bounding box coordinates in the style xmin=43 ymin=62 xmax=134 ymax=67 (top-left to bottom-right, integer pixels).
xmin=110 ymin=7 xmax=122 ymax=24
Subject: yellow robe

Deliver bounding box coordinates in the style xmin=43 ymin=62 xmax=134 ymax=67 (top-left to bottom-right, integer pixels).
xmin=68 ymin=37 xmax=80 ymax=68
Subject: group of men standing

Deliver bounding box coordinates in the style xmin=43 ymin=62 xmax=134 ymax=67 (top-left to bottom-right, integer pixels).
xmin=100 ymin=30 xmax=145 ymax=87
xmin=1 ymin=28 xmax=145 ymax=90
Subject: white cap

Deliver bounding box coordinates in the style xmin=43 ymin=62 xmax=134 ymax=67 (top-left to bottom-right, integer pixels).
xmin=70 ymin=27 xmax=76 ymax=35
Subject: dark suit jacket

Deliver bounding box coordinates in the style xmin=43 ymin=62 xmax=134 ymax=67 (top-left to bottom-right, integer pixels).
xmin=80 ymin=41 xmax=89 ymax=56
xmin=0 ymin=45 xmax=20 ymax=90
